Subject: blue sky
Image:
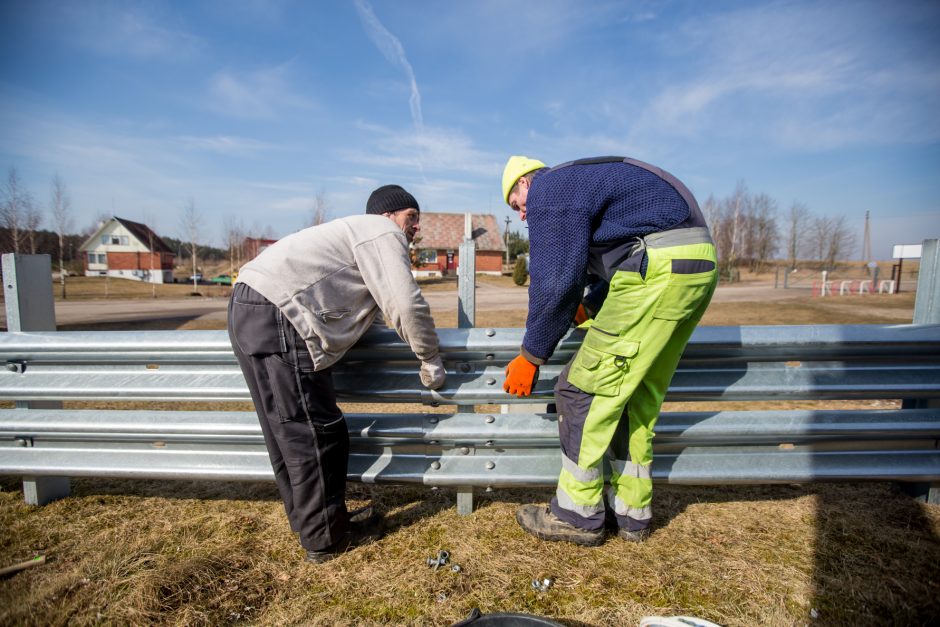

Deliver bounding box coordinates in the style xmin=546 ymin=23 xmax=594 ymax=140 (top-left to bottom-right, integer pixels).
xmin=1 ymin=0 xmax=938 ymax=260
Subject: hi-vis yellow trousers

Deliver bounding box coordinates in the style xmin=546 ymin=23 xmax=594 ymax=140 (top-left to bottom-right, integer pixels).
xmin=550 ymin=234 xmax=718 ymax=532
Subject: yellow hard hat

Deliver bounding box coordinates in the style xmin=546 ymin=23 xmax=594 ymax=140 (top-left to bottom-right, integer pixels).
xmin=502 ymin=156 xmax=546 ymax=204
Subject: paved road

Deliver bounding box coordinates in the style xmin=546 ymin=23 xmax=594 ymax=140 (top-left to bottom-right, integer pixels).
xmin=1 ymin=282 xmax=803 ymax=327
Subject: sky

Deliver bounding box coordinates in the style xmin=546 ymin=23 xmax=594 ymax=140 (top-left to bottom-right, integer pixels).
xmin=1 ymin=0 xmax=938 ymax=260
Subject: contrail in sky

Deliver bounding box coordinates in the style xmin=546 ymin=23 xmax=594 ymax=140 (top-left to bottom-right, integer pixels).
xmin=354 ymin=0 xmax=424 ymax=131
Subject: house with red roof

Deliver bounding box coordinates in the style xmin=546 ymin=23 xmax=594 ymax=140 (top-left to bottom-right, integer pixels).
xmin=78 ymin=217 xmax=175 ymax=284
xmin=413 ymin=212 xmax=507 ymax=277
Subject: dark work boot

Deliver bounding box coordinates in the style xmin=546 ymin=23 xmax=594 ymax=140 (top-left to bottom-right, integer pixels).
xmin=618 ymin=527 xmax=650 ymax=543
xmin=605 ymin=509 xmax=651 ymax=542
xmin=515 ymin=504 xmax=604 ymax=547
xmin=305 ymin=505 xmax=384 ymax=563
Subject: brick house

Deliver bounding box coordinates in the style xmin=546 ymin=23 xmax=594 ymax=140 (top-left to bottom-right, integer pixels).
xmin=242 ymin=237 xmax=278 ymax=262
xmin=413 ymin=212 xmax=507 ymax=277
xmin=78 ymin=217 xmax=175 ymax=284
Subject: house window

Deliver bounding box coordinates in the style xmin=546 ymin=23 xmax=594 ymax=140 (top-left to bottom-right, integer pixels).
xmin=105 ymin=235 xmax=128 ymax=245
xmin=418 ymin=249 xmax=438 ymax=264
xmin=88 ymin=252 xmax=106 ymax=265
xmin=101 ymin=235 xmax=109 ymax=245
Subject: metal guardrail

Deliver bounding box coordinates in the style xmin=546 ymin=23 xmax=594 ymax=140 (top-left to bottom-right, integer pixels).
xmin=1 ymin=325 xmax=939 ymax=404
xmin=1 ymin=247 xmax=940 ymax=508
xmin=1 ymin=325 xmax=939 ymax=504
xmin=2 ymin=408 xmax=939 ymax=487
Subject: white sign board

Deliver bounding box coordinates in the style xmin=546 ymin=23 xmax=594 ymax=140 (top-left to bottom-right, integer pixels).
xmin=892 ymin=244 xmax=922 ymax=259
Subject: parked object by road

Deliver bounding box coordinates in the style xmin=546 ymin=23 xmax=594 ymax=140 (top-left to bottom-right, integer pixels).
xmin=501 ymin=155 xmax=718 ymax=546
xmin=227 ymin=184 xmax=446 ymax=562
xmin=209 ymin=274 xmax=232 ymax=285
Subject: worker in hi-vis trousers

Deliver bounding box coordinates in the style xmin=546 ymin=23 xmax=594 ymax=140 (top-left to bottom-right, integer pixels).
xmin=501 ymin=155 xmax=718 ymax=546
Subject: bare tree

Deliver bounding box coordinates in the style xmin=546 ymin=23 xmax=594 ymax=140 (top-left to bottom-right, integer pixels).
xmin=715 ymin=181 xmax=747 ymax=280
xmin=141 ymin=212 xmax=159 ymax=298
xmin=823 ymin=215 xmax=856 ymax=270
xmin=25 ymin=201 xmax=42 ymax=254
xmin=308 ymin=190 xmax=331 ymax=227
xmin=222 ymin=214 xmax=245 ymax=279
xmin=2 ymin=166 xmax=31 ymax=253
xmin=785 ymin=202 xmax=810 ymax=270
xmin=179 ymin=197 xmax=203 ymax=292
xmin=50 ymin=174 xmax=73 ymax=298
xmin=748 ymin=193 xmax=778 ymax=272
xmin=809 ymin=215 xmax=832 ymax=265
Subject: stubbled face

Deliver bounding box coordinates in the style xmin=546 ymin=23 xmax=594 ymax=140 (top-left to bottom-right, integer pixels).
xmin=386 ymin=208 xmax=420 ymax=242
xmin=507 ymin=176 xmax=530 ymax=221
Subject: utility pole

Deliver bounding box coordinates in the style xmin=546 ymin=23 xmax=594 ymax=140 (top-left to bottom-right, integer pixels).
xmin=862 ymin=210 xmax=873 ymax=276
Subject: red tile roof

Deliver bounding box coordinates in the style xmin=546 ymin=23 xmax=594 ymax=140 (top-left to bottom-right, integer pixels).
xmin=416 ymin=212 xmax=506 ymax=252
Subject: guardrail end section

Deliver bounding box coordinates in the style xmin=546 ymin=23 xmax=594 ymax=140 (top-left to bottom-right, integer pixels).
xmin=23 ymin=476 xmax=70 ymax=505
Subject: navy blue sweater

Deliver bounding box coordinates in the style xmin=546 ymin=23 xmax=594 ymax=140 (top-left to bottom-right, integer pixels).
xmin=522 ymin=160 xmax=690 ymax=363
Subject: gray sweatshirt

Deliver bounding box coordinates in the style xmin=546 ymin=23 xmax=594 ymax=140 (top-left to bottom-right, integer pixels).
xmin=237 ymin=214 xmax=439 ymax=371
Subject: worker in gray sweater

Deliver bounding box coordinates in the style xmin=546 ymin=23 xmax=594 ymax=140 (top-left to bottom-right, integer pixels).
xmin=228 ymin=185 xmax=445 ymax=563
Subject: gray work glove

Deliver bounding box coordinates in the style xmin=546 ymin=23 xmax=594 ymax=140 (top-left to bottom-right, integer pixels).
xmin=419 ymin=355 xmax=446 ymax=390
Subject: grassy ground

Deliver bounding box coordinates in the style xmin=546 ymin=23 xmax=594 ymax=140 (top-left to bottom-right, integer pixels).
xmin=1 ymin=279 xmax=938 ymax=626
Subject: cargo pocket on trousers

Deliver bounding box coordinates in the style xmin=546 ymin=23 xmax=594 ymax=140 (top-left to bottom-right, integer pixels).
xmin=652 ymin=260 xmax=717 ymax=322
xmin=566 ymin=328 xmax=639 ymax=397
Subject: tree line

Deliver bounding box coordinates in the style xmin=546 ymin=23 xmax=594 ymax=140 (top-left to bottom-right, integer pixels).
xmin=4 ymin=161 xmax=859 ymax=284
xmin=702 ymin=182 xmax=857 ymax=279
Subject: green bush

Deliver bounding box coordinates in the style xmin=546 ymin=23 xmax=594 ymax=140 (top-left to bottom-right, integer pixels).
xmin=512 ymin=256 xmax=528 ymax=286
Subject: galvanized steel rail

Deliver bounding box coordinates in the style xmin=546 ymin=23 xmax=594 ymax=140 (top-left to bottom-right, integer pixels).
xmin=1 ymin=325 xmax=939 ymax=501
xmin=2 ymin=248 xmax=940 ymax=507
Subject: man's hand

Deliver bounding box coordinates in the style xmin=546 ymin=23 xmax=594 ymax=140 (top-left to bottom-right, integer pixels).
xmin=503 ymin=354 xmax=539 ymax=397
xmin=420 ymin=355 xmax=446 ymax=390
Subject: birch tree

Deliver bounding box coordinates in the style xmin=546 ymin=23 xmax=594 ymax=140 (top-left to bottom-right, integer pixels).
xmin=222 ymin=215 xmax=245 ymax=279
xmin=180 ymin=197 xmax=203 ymax=291
xmin=2 ymin=166 xmax=29 ymax=253
xmin=50 ymin=173 xmax=73 ymax=298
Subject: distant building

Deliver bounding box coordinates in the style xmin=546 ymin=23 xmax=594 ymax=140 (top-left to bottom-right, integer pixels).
xmin=413 ymin=212 xmax=507 ymax=277
xmin=243 ymin=237 xmax=278 ymax=262
xmin=78 ymin=217 xmax=175 ymax=283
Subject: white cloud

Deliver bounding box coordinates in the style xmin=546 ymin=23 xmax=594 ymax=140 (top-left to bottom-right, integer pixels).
xmin=342 ymin=123 xmax=501 ymax=178
xmin=64 ymin=1 xmax=203 ymax=61
xmin=629 ymin=1 xmax=940 ymax=149
xmin=176 ymin=135 xmax=274 ymax=156
xmin=206 ymin=63 xmax=315 ymax=119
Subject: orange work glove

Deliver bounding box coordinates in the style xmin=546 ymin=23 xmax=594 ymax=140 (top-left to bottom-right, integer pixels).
xmin=503 ymin=354 xmax=539 ymax=397
xmin=574 ymin=303 xmax=590 ymax=325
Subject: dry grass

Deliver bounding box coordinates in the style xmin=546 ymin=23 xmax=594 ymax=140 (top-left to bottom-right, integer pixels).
xmin=1 ymin=280 xmax=938 ymax=625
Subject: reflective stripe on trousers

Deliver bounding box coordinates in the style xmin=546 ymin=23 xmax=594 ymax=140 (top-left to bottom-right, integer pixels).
xmin=550 ymin=240 xmax=717 ymax=532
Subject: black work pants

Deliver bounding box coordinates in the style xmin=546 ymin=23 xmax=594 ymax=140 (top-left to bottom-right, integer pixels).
xmin=228 ymin=282 xmax=350 ymax=551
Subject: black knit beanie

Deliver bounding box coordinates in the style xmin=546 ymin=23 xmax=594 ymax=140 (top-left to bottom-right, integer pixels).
xmin=366 ymin=184 xmax=419 ymax=215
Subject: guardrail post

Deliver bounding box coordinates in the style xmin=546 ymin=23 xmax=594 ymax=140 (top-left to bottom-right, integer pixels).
xmin=455 ymin=214 xmax=477 ymax=514
xmin=2 ymin=254 xmax=70 ymax=505
xmin=902 ymin=239 xmax=939 ymax=504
